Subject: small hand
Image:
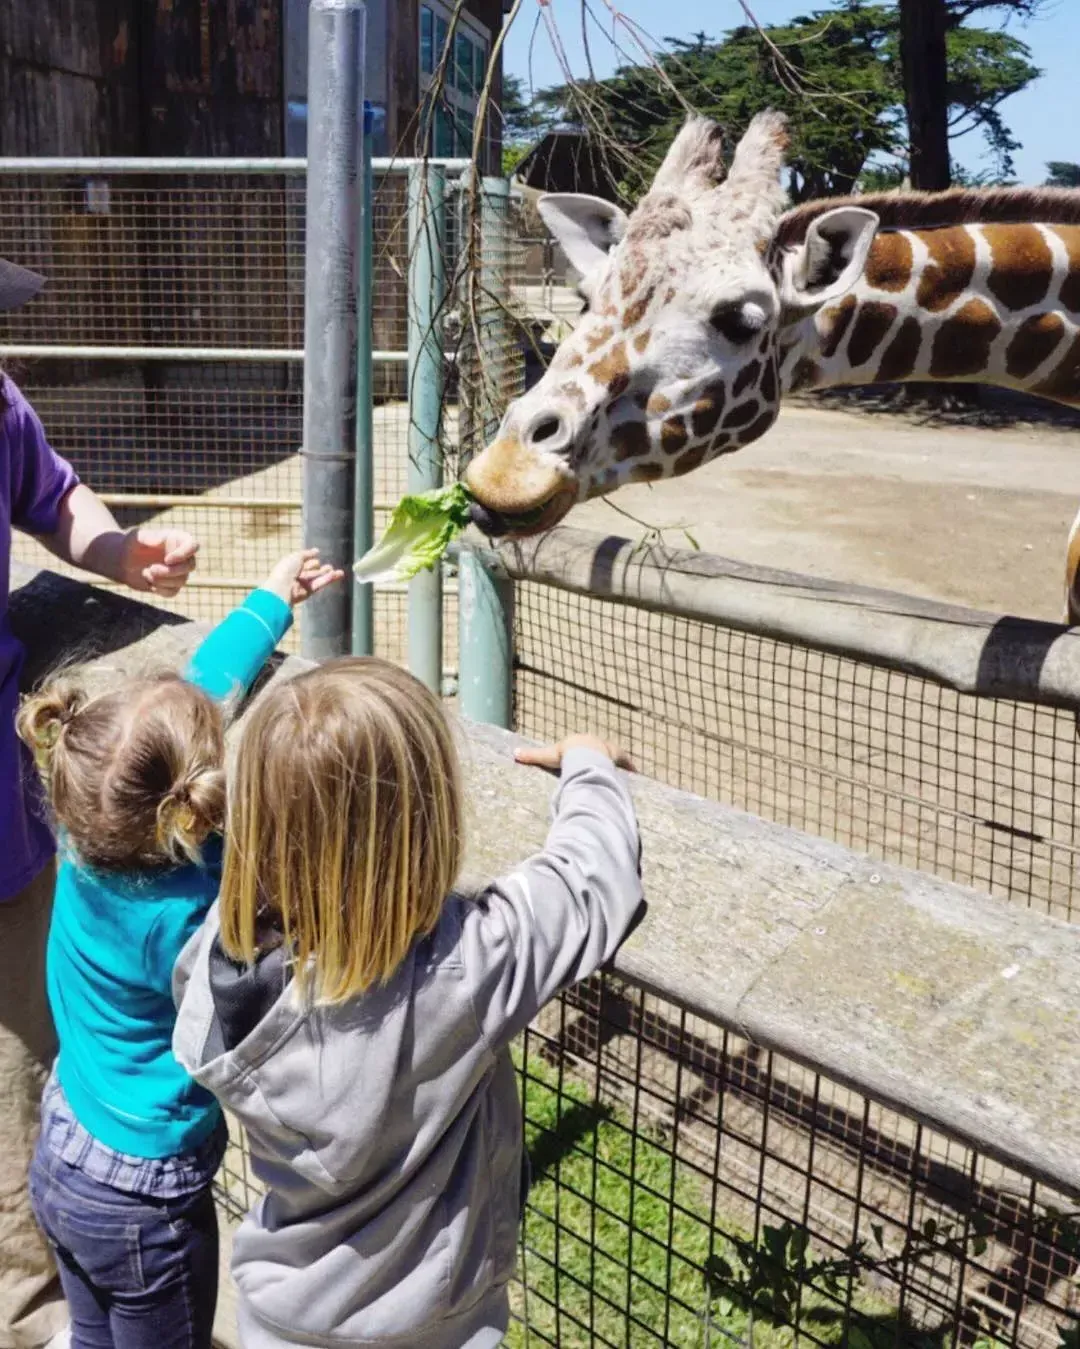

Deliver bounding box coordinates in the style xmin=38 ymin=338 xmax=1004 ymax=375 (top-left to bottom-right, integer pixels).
xmin=514 ymin=734 xmax=635 ymax=773
xmin=265 ymin=548 xmax=345 ymax=608
xmin=119 ymin=528 xmax=199 ymax=597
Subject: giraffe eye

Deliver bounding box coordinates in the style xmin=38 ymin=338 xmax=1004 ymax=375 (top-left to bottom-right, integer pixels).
xmin=710 ymin=303 xmax=765 ymax=345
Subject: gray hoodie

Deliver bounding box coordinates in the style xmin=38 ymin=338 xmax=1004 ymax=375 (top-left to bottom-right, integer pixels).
xmin=172 ymin=747 xmax=644 ymax=1349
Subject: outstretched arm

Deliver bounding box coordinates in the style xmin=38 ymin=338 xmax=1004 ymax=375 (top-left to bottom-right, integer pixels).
xmin=185 ymin=549 xmax=343 ymax=704
xmin=462 ymin=736 xmax=645 ymax=1048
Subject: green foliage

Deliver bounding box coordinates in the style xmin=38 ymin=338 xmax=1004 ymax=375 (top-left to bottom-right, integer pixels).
xmin=1047 ymin=161 xmax=1080 ymax=189
xmin=532 ymin=0 xmax=1039 ymax=202
xmin=499 ymin=73 xmax=550 ymax=150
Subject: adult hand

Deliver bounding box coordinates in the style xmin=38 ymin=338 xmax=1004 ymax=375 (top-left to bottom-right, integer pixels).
xmin=264 ymin=548 xmax=344 ymax=608
xmin=514 ymin=734 xmax=635 ymax=773
xmin=118 ymin=528 xmax=199 ymax=597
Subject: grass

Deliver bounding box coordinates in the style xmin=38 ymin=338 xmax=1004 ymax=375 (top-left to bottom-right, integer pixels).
xmin=504 ymin=1045 xmax=905 ymax=1349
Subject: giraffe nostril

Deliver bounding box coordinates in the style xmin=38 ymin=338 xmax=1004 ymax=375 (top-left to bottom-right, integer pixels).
xmin=529 ymin=416 xmax=563 ymax=446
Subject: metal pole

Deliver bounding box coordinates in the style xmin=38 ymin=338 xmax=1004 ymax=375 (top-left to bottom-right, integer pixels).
xmin=301 ymin=0 xmax=366 ymax=661
xmin=457 ymin=547 xmax=514 ymax=727
xmin=351 ymin=101 xmax=375 ymax=656
xmin=479 ymin=176 xmax=512 ymax=444
xmin=406 ymin=162 xmax=447 ymax=693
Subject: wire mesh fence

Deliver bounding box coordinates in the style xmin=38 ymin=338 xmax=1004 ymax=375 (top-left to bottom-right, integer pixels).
xmin=512 ymin=584 xmax=1080 ymax=924
xmin=0 ymin=163 xmax=513 ymax=657
xmin=212 ymin=968 xmax=1080 ymax=1349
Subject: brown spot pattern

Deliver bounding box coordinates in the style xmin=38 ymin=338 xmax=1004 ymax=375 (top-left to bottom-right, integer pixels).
xmin=660 ymin=417 xmax=689 ymax=456
xmin=875 ymin=316 xmax=922 ymax=383
xmin=983 ymin=224 xmax=1052 ymax=312
xmin=737 ymin=409 xmax=778 ymax=444
xmin=724 ymin=400 xmax=762 ymax=431
xmin=929 ymin=298 xmax=1002 ymax=379
xmin=847 ymin=302 xmax=898 ymax=369
xmin=646 ymin=392 xmax=672 ymax=416
xmin=633 ymin=331 xmax=651 ymax=355
xmin=561 ymin=382 xmax=586 ymax=409
xmin=864 ymin=231 xmax=914 ymax=294
xmin=672 ymin=447 xmax=708 ymax=478
xmin=1005 ymin=313 xmax=1066 ymax=381
xmin=760 ymin=361 xmax=778 ymax=404
xmin=1034 ymin=331 xmax=1080 ymax=404
xmin=630 ymin=463 xmax=665 ymax=484
xmin=611 ymin=421 xmax=651 ymax=462
xmin=587 ymin=342 xmax=631 ymax=399
xmin=584 ymin=325 xmax=614 ymax=353
xmin=623 ymin=286 xmax=656 ymax=329
xmin=1055 ymin=227 xmax=1080 ymax=314
xmin=620 ymin=252 xmax=647 ymax=299
xmin=563 ymin=352 xmax=583 ymax=369
xmin=690 ymin=384 xmax=725 ymax=439
xmin=916 ymin=226 xmax=976 ymax=313
xmin=788 ymin=357 xmax=821 ymax=391
xmin=819 ymin=296 xmax=857 ymax=359
xmin=732 ymin=360 xmax=762 ymax=400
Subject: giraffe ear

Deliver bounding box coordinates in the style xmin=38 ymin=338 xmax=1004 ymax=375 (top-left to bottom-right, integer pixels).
xmin=538 ymin=194 xmax=629 ymax=281
xmin=779 ymin=207 xmax=879 ymax=311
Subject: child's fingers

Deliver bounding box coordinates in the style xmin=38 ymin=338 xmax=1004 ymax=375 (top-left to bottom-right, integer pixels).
xmin=514 ymin=744 xmax=562 ymax=770
xmin=307 ymin=569 xmax=345 ymax=595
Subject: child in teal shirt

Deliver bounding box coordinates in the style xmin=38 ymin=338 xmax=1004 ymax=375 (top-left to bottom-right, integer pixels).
xmin=18 ymin=548 xmax=341 ymax=1349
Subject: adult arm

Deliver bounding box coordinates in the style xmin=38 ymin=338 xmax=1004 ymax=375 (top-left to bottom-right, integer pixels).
xmin=7 ymin=384 xmax=197 ymax=596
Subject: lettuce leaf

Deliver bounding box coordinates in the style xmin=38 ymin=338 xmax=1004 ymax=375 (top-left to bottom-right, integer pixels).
xmin=352 ymin=483 xmax=473 ymax=586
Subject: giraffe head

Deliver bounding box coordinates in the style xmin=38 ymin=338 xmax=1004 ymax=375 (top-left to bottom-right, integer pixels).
xmin=465 ymin=112 xmax=879 ymax=535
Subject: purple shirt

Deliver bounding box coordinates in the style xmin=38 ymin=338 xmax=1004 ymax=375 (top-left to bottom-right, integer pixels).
xmin=1 ymin=376 xmax=79 ymax=900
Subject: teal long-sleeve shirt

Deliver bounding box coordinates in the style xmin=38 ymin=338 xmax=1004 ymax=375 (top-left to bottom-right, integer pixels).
xmin=47 ymin=588 xmax=292 ymax=1160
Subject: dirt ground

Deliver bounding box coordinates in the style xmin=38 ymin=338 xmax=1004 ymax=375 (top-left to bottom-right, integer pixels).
xmin=572 ymin=402 xmax=1080 ymax=622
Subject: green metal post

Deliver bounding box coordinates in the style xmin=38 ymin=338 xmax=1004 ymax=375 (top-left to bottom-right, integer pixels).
xmin=406 ymin=162 xmax=446 ymax=692
xmin=457 ymin=547 xmax=514 ymax=727
xmin=456 ymin=175 xmax=515 ymax=724
xmin=351 ymin=101 xmax=375 ymax=655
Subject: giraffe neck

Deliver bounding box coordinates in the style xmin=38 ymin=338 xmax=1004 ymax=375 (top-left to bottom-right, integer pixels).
xmin=786 ymin=222 xmax=1080 ymax=407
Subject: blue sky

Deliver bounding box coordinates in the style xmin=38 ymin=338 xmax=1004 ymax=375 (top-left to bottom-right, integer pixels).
xmin=502 ymin=0 xmax=1079 ymax=185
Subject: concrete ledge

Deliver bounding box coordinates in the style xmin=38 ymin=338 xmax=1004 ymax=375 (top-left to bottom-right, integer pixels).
xmin=11 ymin=563 xmax=1080 ymax=1199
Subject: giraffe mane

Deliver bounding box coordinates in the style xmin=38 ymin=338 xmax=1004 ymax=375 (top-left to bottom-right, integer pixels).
xmin=775 ymin=187 xmax=1080 ymax=246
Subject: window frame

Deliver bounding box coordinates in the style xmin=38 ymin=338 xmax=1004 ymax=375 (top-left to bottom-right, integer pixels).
xmin=418 ymin=1 xmax=492 ymax=163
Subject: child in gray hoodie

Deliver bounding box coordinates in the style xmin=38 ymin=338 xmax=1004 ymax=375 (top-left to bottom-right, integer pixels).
xmin=171 ymin=655 xmax=644 ymax=1348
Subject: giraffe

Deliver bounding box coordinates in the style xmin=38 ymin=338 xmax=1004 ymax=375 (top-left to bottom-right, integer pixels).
xmin=463 ymin=112 xmax=1080 ymax=619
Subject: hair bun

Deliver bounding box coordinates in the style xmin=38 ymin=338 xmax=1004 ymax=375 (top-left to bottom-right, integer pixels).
xmin=16 ymin=680 xmax=87 ymax=770
xmin=156 ymin=761 xmax=226 ymax=865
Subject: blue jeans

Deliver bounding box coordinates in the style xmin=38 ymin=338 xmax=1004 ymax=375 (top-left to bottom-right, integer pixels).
xmin=28 ymin=1144 xmax=218 ymax=1349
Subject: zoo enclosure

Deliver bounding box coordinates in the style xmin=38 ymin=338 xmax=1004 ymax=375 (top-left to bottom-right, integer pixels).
xmin=4 ymin=151 xmax=1080 ymax=1347
xmin=0 ymin=152 xmax=522 ymax=676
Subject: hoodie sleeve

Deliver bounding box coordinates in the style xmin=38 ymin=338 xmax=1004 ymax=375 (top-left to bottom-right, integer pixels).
xmin=460 ymin=747 xmax=645 ymax=1049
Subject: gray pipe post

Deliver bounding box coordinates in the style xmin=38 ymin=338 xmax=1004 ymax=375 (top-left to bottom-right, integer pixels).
xmin=458 ymin=176 xmax=514 ymax=726
xmin=351 ymin=100 xmax=376 ymax=656
xmin=300 ymin=0 xmax=366 ymax=661
xmin=406 ymin=162 xmax=447 ymax=693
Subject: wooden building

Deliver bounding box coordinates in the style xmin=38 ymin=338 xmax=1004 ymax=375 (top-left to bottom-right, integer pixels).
xmin=0 ymin=0 xmax=509 ymax=163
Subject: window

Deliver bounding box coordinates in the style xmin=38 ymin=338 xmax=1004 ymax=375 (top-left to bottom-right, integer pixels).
xmin=418 ymin=1 xmax=491 ymax=165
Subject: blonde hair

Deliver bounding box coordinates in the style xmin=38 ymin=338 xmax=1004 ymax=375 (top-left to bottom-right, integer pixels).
xmin=219 ymin=657 xmax=464 ymax=1003
xmin=17 ymin=672 xmax=226 ymax=873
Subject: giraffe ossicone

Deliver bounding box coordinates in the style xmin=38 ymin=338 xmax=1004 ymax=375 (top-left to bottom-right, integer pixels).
xmin=463 ymin=110 xmax=1080 ymax=619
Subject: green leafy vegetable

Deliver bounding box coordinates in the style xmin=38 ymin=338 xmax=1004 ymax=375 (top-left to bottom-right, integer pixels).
xmin=352 ymin=483 xmax=473 ymax=586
